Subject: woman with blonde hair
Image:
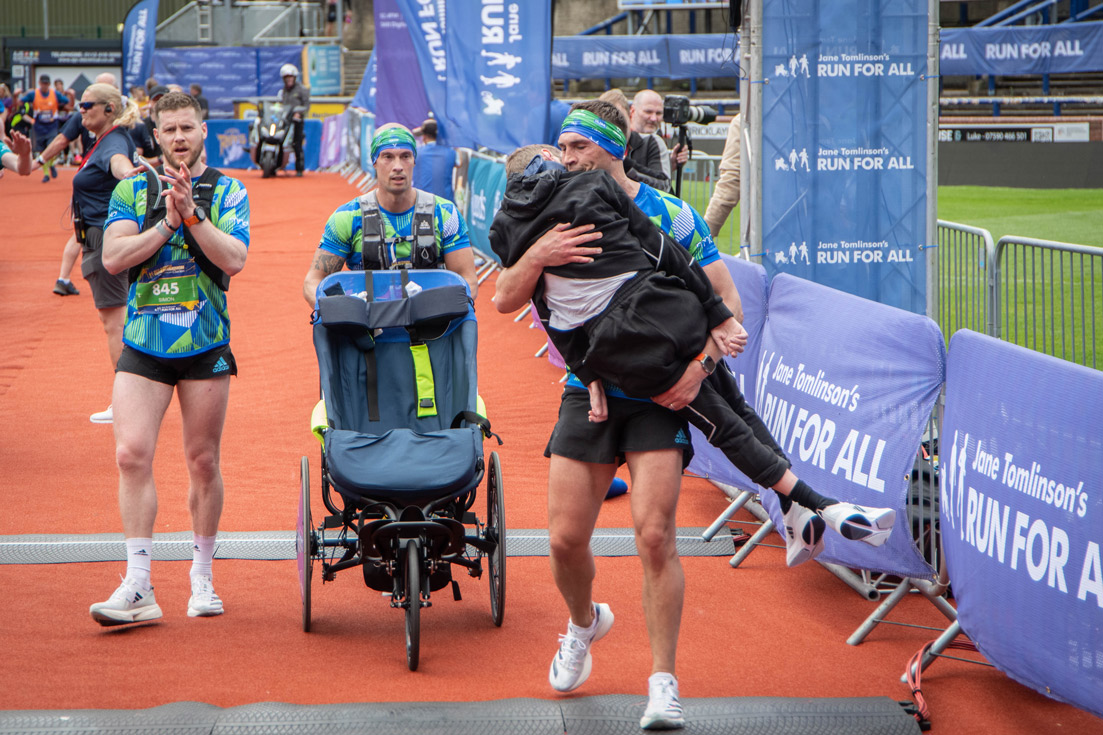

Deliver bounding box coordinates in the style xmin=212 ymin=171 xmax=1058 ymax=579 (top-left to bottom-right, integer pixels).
xmin=70 ymin=82 xmax=139 ymax=423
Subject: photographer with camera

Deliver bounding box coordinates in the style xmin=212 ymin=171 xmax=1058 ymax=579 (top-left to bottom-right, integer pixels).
xmin=598 ymin=89 xmax=669 ymax=191
xmin=629 ymin=90 xmax=689 ymax=184
xmin=662 ymin=95 xmax=717 ymax=198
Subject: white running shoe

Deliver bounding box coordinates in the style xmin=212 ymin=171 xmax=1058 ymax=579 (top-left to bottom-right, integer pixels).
xmin=640 ymin=673 xmax=685 ymax=730
xmin=782 ymin=503 xmax=825 ymax=567
xmin=89 ymin=576 xmax=162 ymax=626
xmin=187 ymin=575 xmax=224 ymax=617
xmin=548 ymin=602 xmax=614 ymax=692
xmin=90 ymin=405 xmax=113 ymax=424
xmin=819 ymin=503 xmax=896 ymax=547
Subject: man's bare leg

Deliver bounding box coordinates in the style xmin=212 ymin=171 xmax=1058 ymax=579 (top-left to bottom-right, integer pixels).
xmin=625 ymin=449 xmax=684 ymax=676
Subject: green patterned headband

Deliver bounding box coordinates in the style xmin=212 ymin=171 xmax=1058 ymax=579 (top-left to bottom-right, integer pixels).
xmin=559 ymin=108 xmax=627 ymax=159
xmin=370 ymin=127 xmax=417 ymax=164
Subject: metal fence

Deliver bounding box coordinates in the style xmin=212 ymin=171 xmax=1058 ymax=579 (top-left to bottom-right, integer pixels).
xmin=994 ymin=236 xmax=1102 ymax=370
xmin=934 ymin=220 xmax=995 ymax=344
xmin=0 ymin=0 xmax=192 ymax=40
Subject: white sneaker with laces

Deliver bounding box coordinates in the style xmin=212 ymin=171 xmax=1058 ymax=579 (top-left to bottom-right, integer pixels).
xmin=89 ymin=576 xmax=162 ymax=626
xmin=548 ymin=602 xmax=614 ymax=692
xmin=819 ymin=503 xmax=896 ymax=547
xmin=187 ymin=575 xmax=224 ymax=617
xmin=90 ymin=405 xmax=113 ymax=424
xmin=782 ymin=503 xmax=825 ymax=567
xmin=640 ymin=673 xmax=685 ymax=730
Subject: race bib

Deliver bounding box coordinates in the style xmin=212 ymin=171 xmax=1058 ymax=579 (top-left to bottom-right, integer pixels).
xmin=35 ymin=111 xmax=55 ymax=124
xmin=135 ymin=260 xmax=201 ymax=314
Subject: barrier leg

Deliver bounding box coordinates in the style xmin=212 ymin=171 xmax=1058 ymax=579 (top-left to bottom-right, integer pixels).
xmin=477 ymin=263 xmax=499 ymax=286
xmin=513 ymin=304 xmax=533 ymax=322
xmin=701 ymin=491 xmax=753 ymax=542
xmin=848 ymin=578 xmax=914 ymax=645
xmin=729 ymin=519 xmax=774 ymax=568
xmin=902 ymin=620 xmax=963 ymax=683
xmin=535 ymin=343 xmax=549 ymax=358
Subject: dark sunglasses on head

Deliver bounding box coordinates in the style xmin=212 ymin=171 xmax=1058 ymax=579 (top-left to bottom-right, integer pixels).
xmin=79 ymin=101 xmax=104 ymax=111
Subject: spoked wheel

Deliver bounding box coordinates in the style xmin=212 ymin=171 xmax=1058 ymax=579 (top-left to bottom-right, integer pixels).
xmin=404 ymin=539 xmax=421 ymax=671
xmin=297 ymin=456 xmax=314 ymax=632
xmin=485 ymin=451 xmax=506 ymax=627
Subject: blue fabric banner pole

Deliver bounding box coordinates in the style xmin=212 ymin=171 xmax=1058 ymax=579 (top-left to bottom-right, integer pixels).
xmin=122 ymin=0 xmax=159 ymax=93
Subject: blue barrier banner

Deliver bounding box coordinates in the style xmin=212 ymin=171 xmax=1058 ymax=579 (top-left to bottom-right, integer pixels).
xmin=358 ymin=113 xmax=373 ymax=173
xmin=444 ymin=0 xmax=552 ymax=154
xmin=757 ymin=275 xmax=943 ymax=577
xmin=686 ymin=255 xmax=770 ymax=487
xmin=941 ymin=21 xmax=1103 ymax=76
xmin=941 ymin=331 xmax=1103 ymax=719
xmin=667 ymin=33 xmax=740 ymax=78
xmin=205 ymin=120 xmax=254 ymax=169
xmin=206 ymin=119 xmax=320 ymax=171
xmin=373 ymin=0 xmax=432 ymax=129
xmin=305 ymin=45 xmax=341 ymax=95
xmin=552 ymin=35 xmax=670 ymax=80
xmin=760 ymin=1 xmax=928 ymax=313
xmin=122 ymin=0 xmax=158 ymax=94
xmin=464 ymin=156 xmax=507 ymax=254
xmin=152 ymin=46 xmax=300 ymax=119
xmin=319 ymin=113 xmax=345 ymax=168
xmin=351 ymin=50 xmax=376 ymax=112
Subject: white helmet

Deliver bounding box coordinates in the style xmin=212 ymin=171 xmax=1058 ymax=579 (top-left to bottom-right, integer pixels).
xmin=280 ymin=63 xmax=299 ymax=78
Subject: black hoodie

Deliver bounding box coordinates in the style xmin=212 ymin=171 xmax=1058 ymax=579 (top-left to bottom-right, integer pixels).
xmin=489 ymin=168 xmax=732 ymax=395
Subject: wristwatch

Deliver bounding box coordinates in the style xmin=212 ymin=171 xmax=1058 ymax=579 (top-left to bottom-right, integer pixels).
xmin=695 ymin=352 xmax=716 ymax=375
xmin=183 ymin=207 xmax=207 ymax=228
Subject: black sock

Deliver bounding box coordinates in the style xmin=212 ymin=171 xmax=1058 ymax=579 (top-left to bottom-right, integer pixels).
xmin=787 ymin=479 xmax=835 ymax=513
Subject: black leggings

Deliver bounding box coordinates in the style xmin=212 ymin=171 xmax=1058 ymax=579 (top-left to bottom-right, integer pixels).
xmin=677 ymin=363 xmax=790 ymax=488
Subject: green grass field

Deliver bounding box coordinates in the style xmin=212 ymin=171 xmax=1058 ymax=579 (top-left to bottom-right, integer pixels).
xmin=680 ymin=182 xmax=1102 ymax=368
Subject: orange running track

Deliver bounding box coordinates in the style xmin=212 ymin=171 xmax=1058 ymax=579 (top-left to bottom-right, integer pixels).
xmin=0 ymin=166 xmax=1099 ymax=735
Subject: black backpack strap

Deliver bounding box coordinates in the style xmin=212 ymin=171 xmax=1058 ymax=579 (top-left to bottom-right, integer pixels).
xmin=359 ymin=191 xmax=387 ymax=271
xmin=132 ymin=166 xmax=232 ymax=292
xmin=410 ymin=189 xmax=442 ymax=269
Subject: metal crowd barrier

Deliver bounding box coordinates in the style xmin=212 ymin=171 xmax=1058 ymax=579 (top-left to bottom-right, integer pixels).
xmin=993 ymin=236 xmax=1102 ymax=371
xmin=933 ymin=220 xmax=996 ymax=345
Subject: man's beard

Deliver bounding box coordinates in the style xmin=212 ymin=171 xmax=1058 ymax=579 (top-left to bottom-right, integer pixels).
xmin=163 ymin=145 xmax=202 ymax=170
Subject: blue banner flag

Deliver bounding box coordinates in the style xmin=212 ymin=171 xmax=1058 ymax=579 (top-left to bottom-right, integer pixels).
xmin=941 ymin=21 xmax=1103 ymax=76
xmin=942 ymin=331 xmax=1103 ymax=719
xmin=760 ymin=0 xmax=929 ymax=313
xmin=373 ymin=0 xmax=433 ymax=130
xmin=351 ymin=50 xmax=377 ymax=112
xmin=122 ymin=0 xmax=158 ymax=93
xmin=444 ymin=0 xmax=553 ymax=154
xmin=756 ymin=275 xmax=943 ymax=578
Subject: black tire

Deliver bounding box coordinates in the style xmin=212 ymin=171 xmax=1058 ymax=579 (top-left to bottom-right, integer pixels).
xmin=404 ymin=539 xmax=421 ymax=671
xmin=261 ymin=149 xmax=278 ymax=178
xmin=486 ymin=451 xmax=506 ymax=627
xmin=297 ymin=456 xmax=313 ymax=633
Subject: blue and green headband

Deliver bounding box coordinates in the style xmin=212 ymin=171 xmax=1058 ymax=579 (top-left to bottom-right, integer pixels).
xmin=559 ymin=108 xmax=627 ymax=159
xmin=370 ymin=127 xmax=417 ymax=164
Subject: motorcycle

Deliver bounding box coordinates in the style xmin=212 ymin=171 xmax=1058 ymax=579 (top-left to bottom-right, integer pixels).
xmin=250 ymin=101 xmax=294 ymax=178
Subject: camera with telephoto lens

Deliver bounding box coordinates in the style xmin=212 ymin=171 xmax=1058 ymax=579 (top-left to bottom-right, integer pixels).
xmin=662 ymin=95 xmax=718 ymax=126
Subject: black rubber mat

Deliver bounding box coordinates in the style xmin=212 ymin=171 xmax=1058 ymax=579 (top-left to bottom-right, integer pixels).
xmin=0 ymin=696 xmax=921 ymax=734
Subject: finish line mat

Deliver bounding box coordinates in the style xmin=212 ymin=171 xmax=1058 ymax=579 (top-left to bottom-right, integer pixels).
xmin=0 ymin=528 xmax=747 ymax=564
xmin=0 ymin=696 xmax=921 ymax=734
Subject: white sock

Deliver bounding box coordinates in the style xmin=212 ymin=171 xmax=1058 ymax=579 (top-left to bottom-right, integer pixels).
xmin=190 ymin=534 xmax=216 ymax=579
xmin=125 ymin=537 xmax=153 ymax=589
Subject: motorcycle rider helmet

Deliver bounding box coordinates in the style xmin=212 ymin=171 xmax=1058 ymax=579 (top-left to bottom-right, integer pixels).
xmin=280 ymin=63 xmax=299 ymax=79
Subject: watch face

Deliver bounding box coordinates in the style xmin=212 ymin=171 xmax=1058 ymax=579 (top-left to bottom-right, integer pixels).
xmin=702 ymin=355 xmax=716 ymax=374
xmin=195 ymin=206 xmax=207 ymax=222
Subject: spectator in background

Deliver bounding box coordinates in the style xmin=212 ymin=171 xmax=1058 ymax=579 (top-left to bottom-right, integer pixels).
xmin=630 ymin=89 xmax=688 ymax=182
xmin=69 ymin=82 xmax=140 ymax=423
xmin=703 ymin=114 xmax=741 ymax=240
xmin=412 ymin=118 xmax=456 ymax=201
xmin=277 ymin=63 xmax=310 ymax=177
xmin=598 ymin=88 xmax=669 ymax=191
xmin=35 ymin=73 xmax=152 ymax=298
xmin=143 ymin=86 xmax=169 ymax=161
xmin=145 ymin=77 xmax=160 ymax=94
xmin=54 ymin=79 xmax=77 ymax=164
xmin=190 ymin=83 xmax=209 ymax=120
xmin=21 ymin=74 xmax=70 ymax=183
xmin=130 ymin=86 xmax=150 ymax=119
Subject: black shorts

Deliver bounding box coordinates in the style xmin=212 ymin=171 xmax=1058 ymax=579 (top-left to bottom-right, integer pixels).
xmin=545 ymin=388 xmax=694 ymax=469
xmin=80 ymin=227 xmax=129 ymax=309
xmin=116 ymin=344 xmax=237 ymax=386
